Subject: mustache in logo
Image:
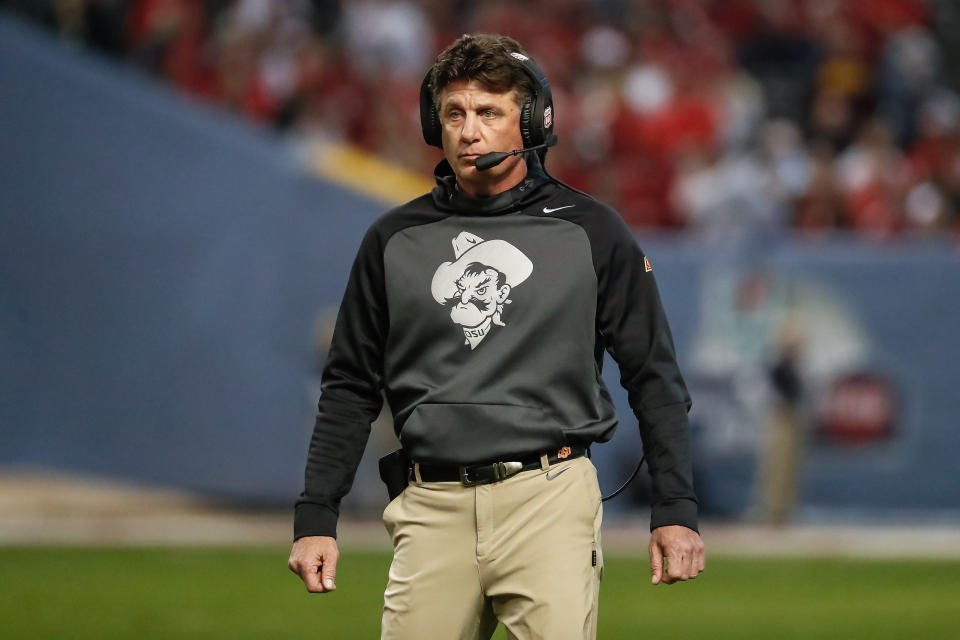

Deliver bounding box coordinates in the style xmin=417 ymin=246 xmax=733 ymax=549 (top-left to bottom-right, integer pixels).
xmin=446 ymin=296 xmax=491 ymax=312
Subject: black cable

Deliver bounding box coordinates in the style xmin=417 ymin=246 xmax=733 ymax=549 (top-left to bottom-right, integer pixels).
xmin=600 ymin=455 xmax=644 ymax=503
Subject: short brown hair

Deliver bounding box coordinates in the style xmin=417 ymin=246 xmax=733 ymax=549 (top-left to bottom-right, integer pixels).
xmin=428 ymin=34 xmax=535 ymax=110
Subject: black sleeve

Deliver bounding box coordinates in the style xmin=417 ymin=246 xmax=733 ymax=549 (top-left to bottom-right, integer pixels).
xmin=591 ymin=207 xmax=698 ymax=533
xmin=293 ymin=224 xmax=388 ymax=540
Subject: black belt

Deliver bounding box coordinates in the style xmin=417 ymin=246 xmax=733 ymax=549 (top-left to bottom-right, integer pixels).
xmin=416 ymin=446 xmax=587 ymax=486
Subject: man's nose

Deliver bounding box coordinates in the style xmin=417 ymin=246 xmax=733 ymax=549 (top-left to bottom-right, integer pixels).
xmin=461 ymin=290 xmax=471 ymax=304
xmin=460 ymin=113 xmax=480 ymax=141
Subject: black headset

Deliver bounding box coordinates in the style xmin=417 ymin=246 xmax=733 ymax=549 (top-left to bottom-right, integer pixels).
xmin=419 ymin=50 xmax=555 ymax=160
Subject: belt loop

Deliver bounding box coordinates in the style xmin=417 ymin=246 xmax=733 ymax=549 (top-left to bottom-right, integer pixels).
xmin=539 ymin=453 xmax=550 ymax=471
xmin=413 ymin=462 xmax=423 ymax=485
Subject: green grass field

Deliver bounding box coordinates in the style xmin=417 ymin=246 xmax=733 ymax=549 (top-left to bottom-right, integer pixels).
xmin=1 ymin=547 xmax=957 ymax=639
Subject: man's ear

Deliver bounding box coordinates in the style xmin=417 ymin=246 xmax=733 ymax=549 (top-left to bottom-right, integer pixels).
xmin=496 ymin=285 xmax=511 ymax=303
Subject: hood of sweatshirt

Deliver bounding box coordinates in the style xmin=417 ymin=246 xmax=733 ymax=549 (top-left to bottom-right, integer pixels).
xmin=429 ymin=154 xmax=555 ymax=216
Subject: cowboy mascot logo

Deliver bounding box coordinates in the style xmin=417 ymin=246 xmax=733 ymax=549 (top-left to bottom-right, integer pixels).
xmin=430 ymin=231 xmax=533 ymax=350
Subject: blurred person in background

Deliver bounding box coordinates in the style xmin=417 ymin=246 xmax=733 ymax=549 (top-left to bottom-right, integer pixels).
xmin=287 ymin=33 xmax=703 ymax=639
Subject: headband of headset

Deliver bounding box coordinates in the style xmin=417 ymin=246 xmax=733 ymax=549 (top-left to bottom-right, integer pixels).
xmin=419 ymin=50 xmax=555 ymax=153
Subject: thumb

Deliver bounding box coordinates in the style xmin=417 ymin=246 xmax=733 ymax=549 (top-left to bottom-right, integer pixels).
xmin=650 ymin=543 xmax=663 ymax=585
xmin=321 ymin=553 xmax=338 ymax=591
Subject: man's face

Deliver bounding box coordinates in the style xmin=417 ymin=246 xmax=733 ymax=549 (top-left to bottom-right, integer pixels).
xmin=438 ymin=79 xmax=527 ymax=198
xmin=449 ymin=267 xmax=510 ymax=328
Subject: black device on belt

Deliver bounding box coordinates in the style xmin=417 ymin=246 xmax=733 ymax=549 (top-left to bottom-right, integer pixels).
xmin=378 ymin=448 xmax=411 ymax=501
xmin=416 ymin=446 xmax=588 ymax=485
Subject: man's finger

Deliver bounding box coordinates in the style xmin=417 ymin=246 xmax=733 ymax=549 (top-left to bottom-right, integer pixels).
xmin=690 ymin=541 xmax=705 ymax=578
xmin=660 ymin=557 xmax=677 ymax=584
xmin=666 ymin=549 xmax=685 ymax=582
xmin=302 ymin=563 xmax=325 ymax=593
xmin=320 ymin=552 xmax=338 ymax=592
xmin=681 ymin=548 xmax=697 ymax=579
xmin=649 ymin=542 xmax=664 ymax=585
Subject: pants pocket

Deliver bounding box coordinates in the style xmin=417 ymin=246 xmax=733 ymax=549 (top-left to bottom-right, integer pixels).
xmin=382 ymin=488 xmax=406 ymax=537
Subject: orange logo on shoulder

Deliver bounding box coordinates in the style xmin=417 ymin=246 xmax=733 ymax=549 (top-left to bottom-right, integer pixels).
xmin=557 ymin=446 xmax=571 ymax=459
xmin=644 ymin=256 xmax=653 ymax=272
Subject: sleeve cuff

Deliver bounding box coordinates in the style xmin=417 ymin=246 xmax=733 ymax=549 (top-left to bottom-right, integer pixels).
xmin=650 ymin=498 xmax=699 ymax=534
xmin=293 ymin=502 xmax=339 ymax=541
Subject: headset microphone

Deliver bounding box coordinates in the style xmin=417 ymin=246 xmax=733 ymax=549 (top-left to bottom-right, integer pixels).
xmin=474 ymin=135 xmax=558 ymax=171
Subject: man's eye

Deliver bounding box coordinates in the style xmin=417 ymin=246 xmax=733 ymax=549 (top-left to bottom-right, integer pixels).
xmin=447 ymin=111 xmax=462 ymax=121
xmin=476 ymin=287 xmax=487 ymax=295
xmin=482 ymin=110 xmax=496 ymax=118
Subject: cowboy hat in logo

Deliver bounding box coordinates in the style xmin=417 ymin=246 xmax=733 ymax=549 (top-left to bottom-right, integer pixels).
xmin=431 ymin=231 xmax=533 ymax=350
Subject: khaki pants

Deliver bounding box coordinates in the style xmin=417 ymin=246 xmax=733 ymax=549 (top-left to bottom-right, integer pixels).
xmin=381 ymin=455 xmax=603 ymax=640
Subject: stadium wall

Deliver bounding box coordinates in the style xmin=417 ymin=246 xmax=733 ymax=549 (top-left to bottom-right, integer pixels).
xmin=1 ymin=13 xmax=958 ymax=519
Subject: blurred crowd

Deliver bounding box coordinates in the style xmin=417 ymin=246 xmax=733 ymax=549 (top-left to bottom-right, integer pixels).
xmin=9 ymin=0 xmax=960 ymax=236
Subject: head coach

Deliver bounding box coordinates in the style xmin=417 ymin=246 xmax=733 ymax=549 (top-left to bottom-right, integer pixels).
xmin=288 ymin=33 xmax=705 ymax=639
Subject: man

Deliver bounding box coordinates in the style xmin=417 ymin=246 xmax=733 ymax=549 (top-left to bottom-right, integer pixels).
xmin=289 ymin=34 xmax=705 ymax=639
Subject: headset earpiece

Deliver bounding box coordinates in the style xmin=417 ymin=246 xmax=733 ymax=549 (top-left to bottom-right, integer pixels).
xmin=519 ymin=95 xmax=534 ymax=149
xmin=419 ymin=73 xmax=443 ymax=148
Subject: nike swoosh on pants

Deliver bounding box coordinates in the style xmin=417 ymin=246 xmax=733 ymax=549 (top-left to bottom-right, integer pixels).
xmin=545 ymin=467 xmax=570 ymax=481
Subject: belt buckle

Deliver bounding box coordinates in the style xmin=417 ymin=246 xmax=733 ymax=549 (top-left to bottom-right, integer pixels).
xmin=459 ymin=461 xmax=523 ymax=486
xmin=459 ymin=466 xmax=480 ymax=486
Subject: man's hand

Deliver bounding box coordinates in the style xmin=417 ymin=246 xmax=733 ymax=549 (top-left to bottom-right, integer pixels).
xmin=649 ymin=525 xmax=705 ymax=585
xmin=288 ymin=535 xmax=340 ymax=593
